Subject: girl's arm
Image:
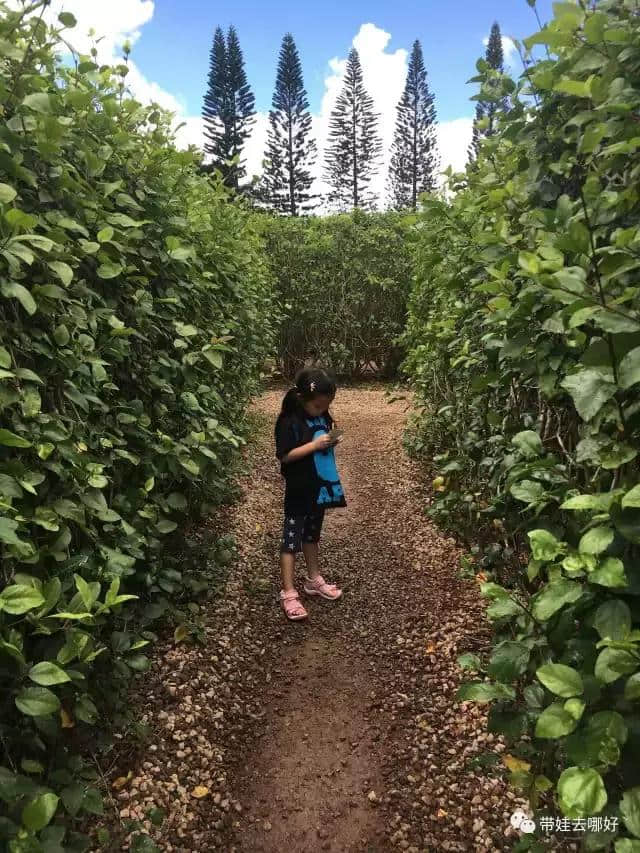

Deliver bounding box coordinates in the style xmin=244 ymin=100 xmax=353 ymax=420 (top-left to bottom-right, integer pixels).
xmin=282 ymin=434 xmax=334 ymax=464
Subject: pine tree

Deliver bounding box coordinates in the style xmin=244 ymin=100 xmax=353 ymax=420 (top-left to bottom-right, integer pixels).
xmin=202 ymin=28 xmax=229 ymax=171
xmin=387 ymin=40 xmax=440 ymax=210
xmin=201 ymin=26 xmax=255 ymax=189
xmin=324 ymin=48 xmax=382 ymax=211
xmin=226 ymin=25 xmax=256 ymax=189
xmin=468 ymin=21 xmax=507 ymax=163
xmin=260 ymin=33 xmax=317 ymax=215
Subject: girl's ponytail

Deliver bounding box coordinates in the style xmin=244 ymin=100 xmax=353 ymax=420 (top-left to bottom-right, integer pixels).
xmin=280 ymin=386 xmax=300 ymax=417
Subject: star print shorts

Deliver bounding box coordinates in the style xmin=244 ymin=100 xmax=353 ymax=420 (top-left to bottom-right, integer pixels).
xmin=280 ymin=509 xmax=325 ymax=554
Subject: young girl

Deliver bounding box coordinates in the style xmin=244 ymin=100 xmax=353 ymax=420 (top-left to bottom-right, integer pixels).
xmin=274 ymin=368 xmax=346 ymax=621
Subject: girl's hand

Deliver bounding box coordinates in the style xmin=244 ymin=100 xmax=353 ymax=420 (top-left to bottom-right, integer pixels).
xmin=312 ymin=434 xmax=334 ymax=451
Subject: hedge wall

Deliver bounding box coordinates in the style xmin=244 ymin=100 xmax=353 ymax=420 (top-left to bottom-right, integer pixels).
xmin=0 ymin=4 xmax=274 ymax=848
xmin=404 ymin=0 xmax=640 ymax=845
xmin=261 ymin=209 xmax=414 ymax=379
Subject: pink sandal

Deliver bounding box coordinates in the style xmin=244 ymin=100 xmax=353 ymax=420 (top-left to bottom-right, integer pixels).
xmin=280 ymin=589 xmax=308 ymax=621
xmin=303 ymin=574 xmax=342 ymax=601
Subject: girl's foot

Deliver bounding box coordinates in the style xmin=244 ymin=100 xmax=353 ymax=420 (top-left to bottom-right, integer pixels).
xmin=303 ymin=574 xmax=342 ymax=601
xmin=280 ymin=589 xmax=308 ymax=621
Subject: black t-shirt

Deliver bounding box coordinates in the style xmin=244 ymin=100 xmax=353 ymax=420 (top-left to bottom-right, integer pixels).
xmin=275 ymin=411 xmax=347 ymax=515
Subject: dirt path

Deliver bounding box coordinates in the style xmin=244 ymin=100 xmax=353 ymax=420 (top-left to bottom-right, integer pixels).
xmin=101 ymin=387 xmax=520 ymax=853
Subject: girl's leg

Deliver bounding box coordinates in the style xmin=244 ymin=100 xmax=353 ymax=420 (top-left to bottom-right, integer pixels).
xmin=280 ymin=550 xmax=296 ymax=592
xmin=280 ymin=515 xmax=303 ymax=591
xmin=301 ymin=510 xmax=325 ymax=579
xmin=301 ymin=542 xmax=320 ymax=579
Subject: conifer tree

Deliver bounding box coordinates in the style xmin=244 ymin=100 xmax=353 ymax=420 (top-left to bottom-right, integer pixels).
xmin=468 ymin=21 xmax=507 ymax=163
xmin=387 ymin=40 xmax=439 ymax=210
xmin=226 ymin=25 xmax=255 ymax=189
xmin=201 ymin=25 xmax=255 ymax=189
xmin=261 ymin=33 xmax=316 ymax=215
xmin=202 ymin=28 xmax=229 ymax=170
xmin=324 ymin=48 xmax=382 ymax=210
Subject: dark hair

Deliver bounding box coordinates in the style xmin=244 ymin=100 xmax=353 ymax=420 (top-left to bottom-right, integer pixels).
xmin=278 ymin=368 xmax=337 ymax=419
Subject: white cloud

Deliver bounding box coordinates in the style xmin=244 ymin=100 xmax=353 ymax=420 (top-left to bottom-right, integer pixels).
xmin=437 ymin=117 xmax=474 ymax=175
xmin=44 ymin=0 xmax=154 ymax=61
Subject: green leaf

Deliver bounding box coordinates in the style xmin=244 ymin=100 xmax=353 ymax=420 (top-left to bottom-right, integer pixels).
xmin=15 ymin=687 xmax=60 ymax=716
xmin=580 ymin=526 xmax=614 ymax=555
xmin=74 ymin=574 xmax=98 ymax=610
xmin=203 ymin=349 xmax=223 ymax=369
xmin=528 ymin=529 xmax=564 ymax=561
xmin=48 ymin=261 xmax=73 ymax=286
xmin=561 ymin=493 xmax=614 ymax=511
xmin=518 ymin=251 xmax=540 ymax=275
xmin=623 ymin=485 xmax=640 ymax=509
xmin=535 ymin=703 xmax=578 ymax=738
xmin=53 ymin=323 xmax=70 ymax=346
xmin=22 ymin=92 xmax=52 ymax=114
xmin=624 ymin=674 xmax=640 ymax=702
xmin=457 ymin=653 xmax=482 ymax=671
xmin=167 ymin=492 xmax=187 ymax=510
xmin=0 ymin=428 xmax=31 ymax=447
xmin=619 ymin=347 xmax=640 ymax=390
xmin=21 ymin=759 xmax=44 ymax=775
xmin=536 ymin=663 xmax=584 ymax=698
xmin=126 ymin=653 xmax=150 ymax=672
xmin=61 ymin=784 xmax=85 ymax=817
xmin=512 ymin=430 xmax=543 ymax=458
xmin=97 ymin=226 xmax=114 ymax=243
xmin=456 ymin=681 xmax=516 ymax=703
xmin=0 ymin=584 xmax=44 ymax=614
xmin=595 ymin=648 xmax=639 ymax=684
xmin=595 ymin=600 xmax=631 ymax=641
xmin=75 ymin=694 xmax=98 ymax=724
xmin=22 ymin=792 xmax=59 ymax=831
xmin=554 ymin=78 xmax=592 ymax=99
xmin=564 ymin=698 xmax=585 ymax=721
xmin=0 ymin=183 xmax=17 ymax=204
xmin=97 ymin=263 xmax=122 ymax=279
xmin=58 ymin=11 xmax=77 ymax=27
xmin=620 ymin=788 xmax=640 ymax=839
xmin=29 ymin=662 xmax=71 ymax=686
xmin=557 ymin=768 xmax=607 ymax=818
xmin=616 ymin=841 xmax=640 ymax=853
xmin=510 ymin=480 xmax=547 ymax=504
xmin=561 ymin=369 xmax=617 ymax=421
xmin=1 ymin=281 xmax=36 ymax=315
xmin=532 ymin=580 xmax=583 ymax=621
xmin=590 ymin=557 xmax=627 ymax=588
xmin=487 ymin=641 xmax=530 ymax=682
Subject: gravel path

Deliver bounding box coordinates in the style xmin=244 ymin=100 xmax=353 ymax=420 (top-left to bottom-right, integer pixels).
xmin=99 ymin=386 xmax=521 ymax=852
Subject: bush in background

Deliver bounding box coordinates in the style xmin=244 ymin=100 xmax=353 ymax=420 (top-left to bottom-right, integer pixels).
xmin=261 ymin=208 xmax=414 ymax=379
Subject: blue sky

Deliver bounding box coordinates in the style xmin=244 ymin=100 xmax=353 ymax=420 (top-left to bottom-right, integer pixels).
xmin=45 ymin=0 xmax=555 ymax=200
xmin=132 ymin=0 xmax=554 ymax=122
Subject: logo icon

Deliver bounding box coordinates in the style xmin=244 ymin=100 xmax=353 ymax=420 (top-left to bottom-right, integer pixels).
xmin=510 ymin=809 xmax=536 ymax=834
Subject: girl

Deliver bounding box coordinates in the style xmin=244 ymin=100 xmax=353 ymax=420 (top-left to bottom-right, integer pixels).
xmin=274 ymin=368 xmax=346 ymax=621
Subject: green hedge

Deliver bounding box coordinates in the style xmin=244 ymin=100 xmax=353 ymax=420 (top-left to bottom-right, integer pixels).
xmin=261 ymin=209 xmax=414 ymax=379
xmin=0 ymin=4 xmax=273 ymax=848
xmin=405 ymin=1 xmax=640 ymax=846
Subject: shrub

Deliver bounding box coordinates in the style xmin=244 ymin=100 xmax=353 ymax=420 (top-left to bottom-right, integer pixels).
xmin=0 ymin=3 xmax=274 ymax=847
xmin=261 ymin=208 xmax=414 ymax=379
xmin=405 ymin=1 xmax=640 ymax=846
